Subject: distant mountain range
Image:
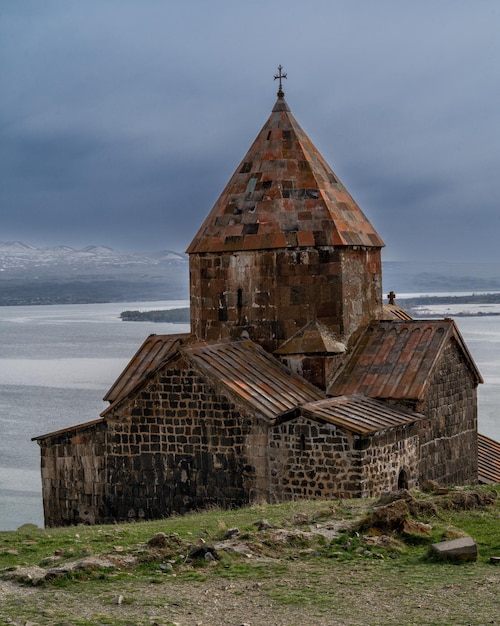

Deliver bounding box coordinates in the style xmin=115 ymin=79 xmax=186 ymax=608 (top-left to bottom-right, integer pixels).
xmin=0 ymin=241 xmax=499 ymax=306
xmin=0 ymin=241 xmax=189 ymax=305
xmin=0 ymin=241 xmax=187 ymax=272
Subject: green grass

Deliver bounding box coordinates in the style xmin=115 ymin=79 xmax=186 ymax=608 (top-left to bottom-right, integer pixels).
xmin=1 ymin=488 xmax=499 ymax=625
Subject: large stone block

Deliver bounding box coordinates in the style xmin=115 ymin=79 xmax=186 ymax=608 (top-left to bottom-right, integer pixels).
xmin=430 ymin=537 xmax=478 ymax=562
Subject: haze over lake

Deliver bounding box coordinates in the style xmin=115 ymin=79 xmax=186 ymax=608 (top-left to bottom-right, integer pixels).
xmin=0 ymin=300 xmax=498 ymax=531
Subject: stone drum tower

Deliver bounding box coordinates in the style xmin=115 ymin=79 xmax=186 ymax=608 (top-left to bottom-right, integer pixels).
xmin=187 ymin=69 xmax=384 ymax=352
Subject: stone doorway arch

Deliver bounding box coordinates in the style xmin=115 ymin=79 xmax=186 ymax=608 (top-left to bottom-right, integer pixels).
xmin=398 ymin=468 xmax=409 ymax=490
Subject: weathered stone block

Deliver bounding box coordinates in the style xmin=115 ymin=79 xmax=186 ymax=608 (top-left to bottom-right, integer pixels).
xmin=430 ymin=537 xmax=477 ymax=562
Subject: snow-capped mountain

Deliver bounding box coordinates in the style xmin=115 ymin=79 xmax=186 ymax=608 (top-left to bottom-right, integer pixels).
xmin=0 ymin=241 xmax=188 ymax=273
xmin=0 ymin=242 xmax=189 ymax=304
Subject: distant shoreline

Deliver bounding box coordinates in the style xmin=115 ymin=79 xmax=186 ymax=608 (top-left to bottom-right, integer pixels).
xmin=120 ymin=308 xmax=190 ymax=323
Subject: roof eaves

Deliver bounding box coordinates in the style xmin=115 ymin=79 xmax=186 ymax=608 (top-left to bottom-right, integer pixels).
xmin=299 ymin=395 xmax=421 ymax=436
xmin=33 ymin=417 xmax=106 ymax=442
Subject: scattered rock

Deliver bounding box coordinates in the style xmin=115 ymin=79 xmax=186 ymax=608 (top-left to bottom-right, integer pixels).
xmin=421 ymin=480 xmax=440 ymax=493
xmin=147 ymin=532 xmax=184 ymax=551
xmin=224 ymin=527 xmax=240 ymax=539
xmin=213 ymin=540 xmax=254 ymax=558
xmin=147 ymin=532 xmax=168 ymax=548
xmin=3 ymin=565 xmax=47 ymax=585
xmin=4 ymin=556 xmax=117 ymax=584
xmin=159 ymin=562 xmax=174 ymax=572
xmin=254 ymin=519 xmax=273 ymax=531
xmin=377 ymin=489 xmax=414 ymax=504
xmin=407 ymin=499 xmax=438 ymax=519
xmin=402 ymin=519 xmax=432 ymax=537
xmin=114 ymin=594 xmax=124 ymax=605
xmin=375 ymin=490 xmax=438 ymax=520
xmin=441 ymin=490 xmax=498 ymax=511
xmin=39 ymin=556 xmax=62 ymax=566
xmin=188 ymin=545 xmax=219 ymax=561
xmin=72 ymin=557 xmax=117 ymax=571
xmin=291 ymin=512 xmax=311 ymax=525
xmin=430 ymin=536 xmax=478 ymax=562
xmin=360 ymin=499 xmax=409 ymax=532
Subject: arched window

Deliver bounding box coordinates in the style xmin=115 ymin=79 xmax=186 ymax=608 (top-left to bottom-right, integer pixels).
xmin=218 ymin=293 xmax=227 ymax=321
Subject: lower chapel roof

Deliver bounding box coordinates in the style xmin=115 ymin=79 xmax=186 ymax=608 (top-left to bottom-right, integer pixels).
xmin=329 ymin=319 xmax=483 ymax=401
xmin=298 ymin=395 xmax=422 ymax=436
xmin=100 ymin=335 xmax=325 ymax=421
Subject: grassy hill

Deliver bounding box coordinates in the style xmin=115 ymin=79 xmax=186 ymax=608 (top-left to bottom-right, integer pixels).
xmin=1 ymin=485 xmax=499 ymax=625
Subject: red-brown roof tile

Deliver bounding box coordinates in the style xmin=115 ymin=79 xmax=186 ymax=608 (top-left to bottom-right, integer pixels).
xmin=102 ymin=336 xmax=325 ymax=421
xmin=183 ymin=339 xmax=325 ymax=420
xmin=328 ymin=320 xmax=482 ymax=401
xmin=478 ymin=433 xmax=500 ymax=484
xmin=299 ymin=395 xmax=421 ymax=436
xmin=187 ymin=95 xmax=384 ymax=254
xmin=103 ymin=333 xmax=190 ymax=408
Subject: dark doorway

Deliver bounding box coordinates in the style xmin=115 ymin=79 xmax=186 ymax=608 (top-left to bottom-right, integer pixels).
xmin=398 ymin=469 xmax=409 ymax=490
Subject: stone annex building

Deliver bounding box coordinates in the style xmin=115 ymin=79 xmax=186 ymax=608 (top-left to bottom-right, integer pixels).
xmin=35 ymin=75 xmax=499 ymax=527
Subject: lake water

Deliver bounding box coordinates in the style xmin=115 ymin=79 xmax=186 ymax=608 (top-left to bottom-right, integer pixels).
xmin=0 ymin=301 xmax=498 ymax=531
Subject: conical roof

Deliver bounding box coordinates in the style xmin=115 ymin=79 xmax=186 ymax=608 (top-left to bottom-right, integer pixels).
xmin=275 ymin=319 xmax=346 ymax=355
xmin=187 ymin=93 xmax=384 ymax=254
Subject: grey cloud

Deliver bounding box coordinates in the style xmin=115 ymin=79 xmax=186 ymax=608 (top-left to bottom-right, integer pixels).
xmin=1 ymin=1 xmax=500 ymax=260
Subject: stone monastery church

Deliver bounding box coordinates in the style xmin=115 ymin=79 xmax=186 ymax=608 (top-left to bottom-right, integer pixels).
xmin=36 ymin=72 xmax=497 ymax=527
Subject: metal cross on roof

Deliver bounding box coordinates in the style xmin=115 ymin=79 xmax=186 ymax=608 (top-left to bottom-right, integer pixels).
xmin=274 ymin=65 xmax=287 ymax=97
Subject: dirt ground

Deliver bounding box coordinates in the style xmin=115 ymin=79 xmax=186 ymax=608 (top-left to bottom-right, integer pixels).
xmin=2 ymin=558 xmax=499 ymax=626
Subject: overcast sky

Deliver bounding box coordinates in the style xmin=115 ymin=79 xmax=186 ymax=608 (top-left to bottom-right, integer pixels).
xmin=1 ymin=1 xmax=499 ymax=262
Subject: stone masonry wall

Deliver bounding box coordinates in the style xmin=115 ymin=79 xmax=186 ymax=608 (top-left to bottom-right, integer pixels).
xmin=103 ymin=357 xmax=256 ymax=523
xmin=268 ymin=416 xmax=419 ymax=500
xmin=38 ymin=423 xmax=107 ymax=527
xmin=190 ymin=247 xmax=382 ymax=352
xmin=358 ymin=425 xmax=419 ymax=497
xmin=418 ymin=341 xmax=478 ymax=485
xmin=268 ymin=416 xmax=362 ymax=500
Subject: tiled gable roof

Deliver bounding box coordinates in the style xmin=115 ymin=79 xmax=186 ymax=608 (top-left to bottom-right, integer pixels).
xmin=183 ymin=339 xmax=325 ymax=420
xmin=299 ymin=395 xmax=421 ymax=435
xmin=478 ymin=433 xmax=500 ymax=484
xmin=328 ymin=320 xmax=482 ymax=401
xmin=101 ymin=335 xmax=325 ymax=421
xmin=102 ymin=333 xmax=190 ymax=409
xmin=187 ymin=95 xmax=384 ymax=254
